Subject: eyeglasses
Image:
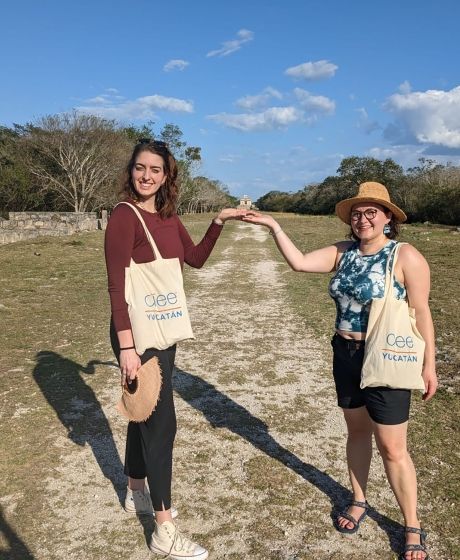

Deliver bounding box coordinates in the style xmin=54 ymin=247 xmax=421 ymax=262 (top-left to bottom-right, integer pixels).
xmin=350 ymin=209 xmax=378 ymax=222
xmin=137 ymin=138 xmax=168 ymax=148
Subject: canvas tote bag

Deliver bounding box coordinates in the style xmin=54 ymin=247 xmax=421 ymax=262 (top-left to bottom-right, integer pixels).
xmin=119 ymin=202 xmax=194 ymax=354
xmin=361 ymin=242 xmax=426 ymax=391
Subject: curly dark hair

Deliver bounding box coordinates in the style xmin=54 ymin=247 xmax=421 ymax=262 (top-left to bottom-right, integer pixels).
xmin=119 ymin=140 xmax=179 ymax=218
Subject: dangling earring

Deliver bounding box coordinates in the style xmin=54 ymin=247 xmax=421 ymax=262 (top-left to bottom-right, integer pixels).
xmin=383 ymin=224 xmax=391 ymax=235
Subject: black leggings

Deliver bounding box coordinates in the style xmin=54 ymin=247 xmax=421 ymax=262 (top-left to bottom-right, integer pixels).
xmin=111 ymin=323 xmax=177 ymax=511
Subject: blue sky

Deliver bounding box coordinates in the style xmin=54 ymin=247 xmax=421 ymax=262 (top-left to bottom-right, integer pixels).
xmin=1 ymin=0 xmax=459 ymax=201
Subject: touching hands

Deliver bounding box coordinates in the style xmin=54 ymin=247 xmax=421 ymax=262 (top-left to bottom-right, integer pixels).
xmin=242 ymin=211 xmax=280 ymax=232
xmin=215 ymin=208 xmax=250 ymax=223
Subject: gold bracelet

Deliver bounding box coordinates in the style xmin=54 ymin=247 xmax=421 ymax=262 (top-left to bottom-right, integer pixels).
xmin=269 ymin=228 xmax=282 ymax=236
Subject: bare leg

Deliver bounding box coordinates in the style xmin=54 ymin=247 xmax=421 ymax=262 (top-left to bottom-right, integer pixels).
xmin=128 ymin=476 xmax=145 ymax=491
xmin=127 ymin=478 xmax=174 ymax=523
xmin=155 ymin=506 xmax=174 ymax=524
xmin=337 ymin=407 xmax=373 ymax=530
xmin=373 ymin=421 xmax=426 ymax=560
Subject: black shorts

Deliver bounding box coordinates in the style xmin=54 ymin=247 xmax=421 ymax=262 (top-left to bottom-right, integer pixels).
xmin=331 ymin=333 xmax=411 ymax=425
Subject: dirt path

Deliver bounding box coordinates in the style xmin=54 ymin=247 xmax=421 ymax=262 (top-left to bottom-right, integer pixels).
xmin=33 ymin=223 xmax=442 ymax=559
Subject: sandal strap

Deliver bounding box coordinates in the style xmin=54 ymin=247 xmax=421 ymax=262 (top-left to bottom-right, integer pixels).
xmin=405 ymin=526 xmax=425 ymax=535
xmin=405 ymin=526 xmax=427 ymax=543
xmin=403 ymin=526 xmax=429 ymax=557
xmin=404 ymin=544 xmax=426 ymax=552
xmin=351 ymin=500 xmax=368 ymax=509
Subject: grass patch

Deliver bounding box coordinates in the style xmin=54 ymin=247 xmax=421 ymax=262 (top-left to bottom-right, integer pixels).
xmin=0 ymin=213 xmax=458 ymax=559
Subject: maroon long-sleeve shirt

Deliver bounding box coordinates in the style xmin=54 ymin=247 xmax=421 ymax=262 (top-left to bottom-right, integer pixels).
xmin=105 ymin=201 xmax=223 ymax=332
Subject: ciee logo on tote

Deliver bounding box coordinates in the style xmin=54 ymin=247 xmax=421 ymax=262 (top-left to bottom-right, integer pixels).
xmin=382 ymin=333 xmax=419 ymax=363
xmin=144 ymin=291 xmax=184 ymax=321
xmin=360 ymin=242 xmax=425 ymax=391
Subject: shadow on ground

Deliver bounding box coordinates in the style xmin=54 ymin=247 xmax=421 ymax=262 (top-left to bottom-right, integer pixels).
xmin=174 ymin=367 xmax=405 ymax=554
xmin=0 ymin=505 xmax=35 ymax=560
xmin=32 ymin=351 xmax=125 ymax=503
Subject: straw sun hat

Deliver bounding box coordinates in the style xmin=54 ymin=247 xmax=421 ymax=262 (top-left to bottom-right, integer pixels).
xmin=116 ymin=357 xmax=162 ymax=422
xmin=335 ymin=181 xmax=407 ymax=225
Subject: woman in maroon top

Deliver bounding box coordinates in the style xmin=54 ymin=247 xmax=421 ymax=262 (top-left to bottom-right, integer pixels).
xmin=105 ymin=139 xmax=245 ymax=559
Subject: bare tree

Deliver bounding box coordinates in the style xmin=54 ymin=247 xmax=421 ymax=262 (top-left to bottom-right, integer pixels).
xmin=178 ymin=176 xmax=230 ymax=214
xmin=20 ymin=112 xmax=131 ymax=212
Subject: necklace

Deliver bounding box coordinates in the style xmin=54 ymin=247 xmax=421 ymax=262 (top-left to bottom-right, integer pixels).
xmin=136 ymin=201 xmax=157 ymax=214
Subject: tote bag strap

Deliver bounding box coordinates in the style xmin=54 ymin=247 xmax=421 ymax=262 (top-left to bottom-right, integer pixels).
xmin=116 ymin=202 xmax=163 ymax=260
xmin=383 ymin=242 xmax=407 ymax=298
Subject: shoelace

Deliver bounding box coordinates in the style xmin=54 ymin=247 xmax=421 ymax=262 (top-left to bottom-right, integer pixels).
xmin=165 ymin=526 xmax=194 ymax=556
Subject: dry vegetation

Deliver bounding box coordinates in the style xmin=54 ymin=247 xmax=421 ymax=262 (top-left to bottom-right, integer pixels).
xmin=0 ymin=214 xmax=458 ymax=559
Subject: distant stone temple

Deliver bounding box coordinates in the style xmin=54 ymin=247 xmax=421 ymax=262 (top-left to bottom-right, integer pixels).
xmin=238 ymin=195 xmax=252 ymax=209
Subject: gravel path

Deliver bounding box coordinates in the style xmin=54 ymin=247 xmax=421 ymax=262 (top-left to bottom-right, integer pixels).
xmin=28 ymin=222 xmax=443 ymax=559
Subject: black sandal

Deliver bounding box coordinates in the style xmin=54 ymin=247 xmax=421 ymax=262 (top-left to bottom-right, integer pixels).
xmin=334 ymin=500 xmax=369 ymax=534
xmin=399 ymin=526 xmax=431 ymax=560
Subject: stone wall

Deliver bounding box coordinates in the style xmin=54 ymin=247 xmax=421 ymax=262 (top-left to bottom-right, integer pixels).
xmin=0 ymin=210 xmax=107 ymax=245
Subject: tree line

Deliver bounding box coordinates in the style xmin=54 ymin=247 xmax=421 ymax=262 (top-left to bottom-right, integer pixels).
xmin=2 ymin=113 xmax=459 ymax=225
xmin=0 ymin=112 xmax=237 ymax=215
xmin=256 ymin=156 xmax=460 ymax=225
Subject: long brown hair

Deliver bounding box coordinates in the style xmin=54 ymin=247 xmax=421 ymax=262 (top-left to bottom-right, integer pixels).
xmin=119 ymin=140 xmax=179 ymax=218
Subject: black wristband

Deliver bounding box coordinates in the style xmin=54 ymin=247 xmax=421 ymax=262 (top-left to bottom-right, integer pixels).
xmin=120 ymin=346 xmax=135 ymax=351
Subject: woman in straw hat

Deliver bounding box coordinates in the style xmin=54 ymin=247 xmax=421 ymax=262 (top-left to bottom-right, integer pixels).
xmin=105 ymin=139 xmax=246 ymax=559
xmin=243 ymin=182 xmax=436 ymax=560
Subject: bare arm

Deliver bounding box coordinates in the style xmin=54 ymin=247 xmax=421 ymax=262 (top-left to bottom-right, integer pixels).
xmin=399 ymin=244 xmax=438 ymax=401
xmin=242 ymin=212 xmax=346 ymax=273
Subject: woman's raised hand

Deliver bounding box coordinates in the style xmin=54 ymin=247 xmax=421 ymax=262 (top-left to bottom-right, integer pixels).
xmin=215 ymin=208 xmax=249 ymax=223
xmin=242 ymin=211 xmax=280 ymax=232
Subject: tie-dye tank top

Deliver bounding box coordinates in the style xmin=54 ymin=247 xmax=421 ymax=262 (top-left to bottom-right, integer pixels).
xmin=328 ymin=240 xmax=406 ymax=333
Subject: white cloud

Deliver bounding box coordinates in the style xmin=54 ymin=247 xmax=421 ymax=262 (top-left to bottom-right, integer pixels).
xmin=86 ymin=96 xmax=109 ymax=105
xmin=77 ymin=92 xmax=193 ymax=120
xmin=209 ymin=85 xmax=336 ymax=132
xmin=368 ymin=145 xmax=423 ymax=161
xmin=219 ymin=154 xmax=241 ymax=163
xmin=139 ymin=95 xmax=193 ymax=112
xmin=384 ymin=85 xmax=460 ymax=148
xmin=163 ymin=59 xmax=190 ymax=72
xmin=285 ymin=59 xmax=338 ymax=80
xmin=209 ymin=106 xmax=303 ymax=131
xmin=236 ymin=87 xmax=283 ymax=110
xmin=398 ymin=80 xmax=412 ymax=94
xmin=294 ymin=88 xmax=335 ymax=114
xmin=355 ymin=107 xmax=380 ymax=134
xmin=223 ymin=148 xmax=345 ymax=199
xmin=368 ymin=144 xmax=460 ymax=169
xmin=206 ymin=29 xmax=254 ymax=57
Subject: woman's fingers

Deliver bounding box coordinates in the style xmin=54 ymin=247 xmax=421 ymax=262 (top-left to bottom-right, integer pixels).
xmin=119 ymin=353 xmax=141 ymax=385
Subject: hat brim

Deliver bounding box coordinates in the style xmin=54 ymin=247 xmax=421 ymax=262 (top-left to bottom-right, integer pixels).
xmin=335 ymin=197 xmax=407 ymax=224
xmin=116 ymin=357 xmax=162 ymax=422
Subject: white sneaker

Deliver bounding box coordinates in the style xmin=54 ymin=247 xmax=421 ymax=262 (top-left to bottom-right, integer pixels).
xmin=124 ymin=488 xmax=178 ymax=518
xmin=149 ymin=521 xmax=208 ymax=559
